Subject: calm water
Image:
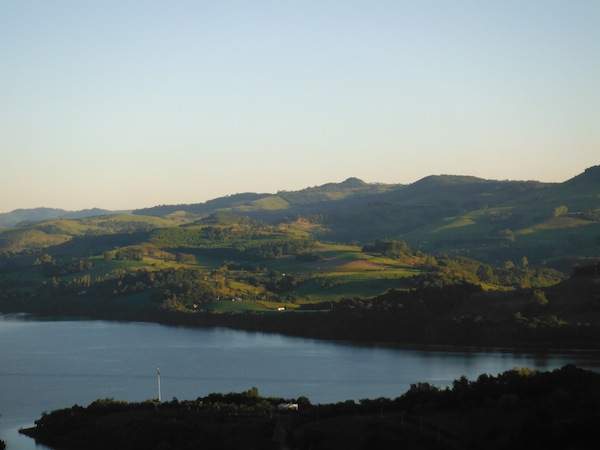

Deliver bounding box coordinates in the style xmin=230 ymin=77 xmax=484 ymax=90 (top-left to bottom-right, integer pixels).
xmin=2 ymin=315 xmax=600 ymax=449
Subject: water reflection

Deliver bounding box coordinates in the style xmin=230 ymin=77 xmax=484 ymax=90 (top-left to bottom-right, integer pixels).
xmin=1 ymin=315 xmax=600 ymax=450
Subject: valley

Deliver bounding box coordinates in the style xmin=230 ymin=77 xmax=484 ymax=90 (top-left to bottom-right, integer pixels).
xmin=1 ymin=168 xmax=599 ymax=348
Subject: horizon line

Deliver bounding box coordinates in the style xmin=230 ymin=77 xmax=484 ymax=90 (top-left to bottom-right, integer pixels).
xmin=1 ymin=164 xmax=597 ymax=215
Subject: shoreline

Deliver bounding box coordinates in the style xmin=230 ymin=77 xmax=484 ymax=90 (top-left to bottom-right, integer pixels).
xmin=3 ymin=310 xmax=600 ymax=355
xmin=15 ymin=366 xmax=600 ymax=450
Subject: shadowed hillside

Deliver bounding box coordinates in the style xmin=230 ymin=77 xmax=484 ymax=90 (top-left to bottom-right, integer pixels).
xmin=129 ymin=167 xmax=600 ymax=266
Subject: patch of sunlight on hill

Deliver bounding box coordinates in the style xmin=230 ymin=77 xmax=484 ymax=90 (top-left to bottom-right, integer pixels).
xmin=314 ymin=242 xmax=359 ymax=252
xmin=34 ymin=219 xmax=93 ymax=236
xmin=89 ymin=214 xmax=176 ymax=227
xmin=30 ymin=215 xmax=175 ymax=236
xmin=433 ymin=208 xmax=514 ymax=234
xmin=434 ymin=216 xmax=476 ymax=232
xmin=323 ymin=191 xmax=347 ymax=200
xmin=164 ymin=210 xmax=198 ymax=222
xmin=516 ymin=216 xmax=595 ymax=235
xmin=248 ymin=196 xmax=289 ymax=210
xmin=290 ymin=274 xmax=417 ymax=302
xmin=336 ymin=259 xmax=385 ymax=272
xmin=0 ymin=214 xmax=176 ymax=253
xmin=276 ymin=219 xmax=322 ymax=238
xmin=224 ymin=195 xmax=290 ymax=212
xmin=206 ymin=298 xmax=298 ymax=313
xmin=0 ymin=229 xmax=71 ymax=252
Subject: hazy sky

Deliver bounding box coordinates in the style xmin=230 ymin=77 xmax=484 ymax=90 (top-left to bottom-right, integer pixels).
xmin=1 ymin=0 xmax=599 ymax=212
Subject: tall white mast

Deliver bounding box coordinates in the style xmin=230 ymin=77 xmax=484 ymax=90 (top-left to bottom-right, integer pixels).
xmin=157 ymin=368 xmax=161 ymax=402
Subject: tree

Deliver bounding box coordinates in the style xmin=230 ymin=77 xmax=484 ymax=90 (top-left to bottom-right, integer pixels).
xmin=424 ymin=255 xmax=438 ymax=266
xmin=362 ymin=240 xmax=412 ymax=258
xmin=553 ymin=205 xmax=568 ymax=218
xmin=532 ymin=289 xmax=549 ymax=306
xmin=244 ymin=387 xmax=259 ymax=398
xmin=297 ymin=396 xmax=311 ymax=408
xmin=477 ymin=264 xmax=495 ymax=283
xmin=520 ymin=256 xmax=529 ymax=269
xmin=35 ymin=253 xmax=55 ymax=265
xmin=504 ymin=260 xmax=516 ymax=270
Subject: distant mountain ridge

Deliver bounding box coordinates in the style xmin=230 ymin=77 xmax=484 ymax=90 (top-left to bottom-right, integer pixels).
xmin=129 ymin=166 xmax=600 ymax=265
xmin=131 ymin=171 xmax=577 ymax=221
xmin=134 ymin=177 xmax=398 ymax=217
xmin=2 ymin=167 xmax=599 ymax=265
xmin=0 ymin=207 xmax=116 ymax=228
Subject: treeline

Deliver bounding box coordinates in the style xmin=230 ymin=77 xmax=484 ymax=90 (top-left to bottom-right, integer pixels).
xmin=358 ymin=240 xmax=564 ymax=288
xmin=151 ymin=225 xmax=315 ymax=260
xmin=0 ymin=268 xmax=219 ymax=316
xmin=104 ymin=244 xmax=196 ymax=264
xmin=34 ymin=254 xmax=94 ymax=276
xmin=150 ymin=226 xmax=243 ymax=247
xmin=21 ymin=365 xmax=600 ymax=450
xmin=427 ymin=255 xmax=564 ymax=289
xmin=196 ymin=264 xmax=600 ymax=348
xmin=362 ymin=239 xmax=413 ymax=258
xmin=235 ymin=239 xmax=314 ymax=260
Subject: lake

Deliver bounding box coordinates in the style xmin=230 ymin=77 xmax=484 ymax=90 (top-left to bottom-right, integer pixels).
xmin=2 ymin=314 xmax=600 ymax=450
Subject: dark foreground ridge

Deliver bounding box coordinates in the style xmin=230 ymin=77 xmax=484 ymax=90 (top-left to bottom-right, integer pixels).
xmin=21 ymin=365 xmax=600 ymax=450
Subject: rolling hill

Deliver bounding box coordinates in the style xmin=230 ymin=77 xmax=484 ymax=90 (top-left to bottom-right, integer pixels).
xmin=2 ymin=167 xmax=599 ymax=266
xmin=0 ymin=214 xmax=178 ymax=253
xmin=0 ymin=207 xmax=116 ymax=228
xmin=130 ymin=167 xmax=600 ymax=266
xmin=134 ymin=178 xmax=397 ymax=218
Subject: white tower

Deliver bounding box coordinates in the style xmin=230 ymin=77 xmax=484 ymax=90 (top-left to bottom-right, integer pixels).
xmin=157 ymin=368 xmax=161 ymax=402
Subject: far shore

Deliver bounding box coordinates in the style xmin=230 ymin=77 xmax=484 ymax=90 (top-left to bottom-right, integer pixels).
xmin=4 ymin=311 xmax=600 ymax=355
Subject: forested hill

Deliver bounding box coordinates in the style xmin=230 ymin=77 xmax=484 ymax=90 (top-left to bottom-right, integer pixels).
xmin=21 ymin=365 xmax=600 ymax=450
xmin=131 ymin=166 xmax=600 ymax=265
xmin=133 ymin=177 xmax=398 ymax=218
xmin=2 ymin=166 xmax=599 ymax=266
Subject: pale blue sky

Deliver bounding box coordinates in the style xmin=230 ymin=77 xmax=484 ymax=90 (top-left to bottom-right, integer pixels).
xmin=1 ymin=0 xmax=599 ymax=212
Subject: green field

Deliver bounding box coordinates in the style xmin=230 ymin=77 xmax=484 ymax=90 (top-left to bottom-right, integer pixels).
xmin=0 ymin=196 xmax=583 ymax=316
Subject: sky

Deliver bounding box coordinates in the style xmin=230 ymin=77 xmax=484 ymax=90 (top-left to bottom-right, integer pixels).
xmin=1 ymin=0 xmax=599 ymax=212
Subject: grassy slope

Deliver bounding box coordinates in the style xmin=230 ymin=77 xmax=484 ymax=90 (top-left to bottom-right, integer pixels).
xmin=6 ymin=168 xmax=600 ymax=314
xmin=1 ymin=206 xmax=570 ymax=316
xmin=0 ymin=215 xmax=427 ymax=313
xmin=0 ymin=228 xmax=72 ymax=252
xmin=0 ymin=214 xmax=178 ymax=253
xmin=150 ymin=228 xmax=424 ymax=307
xmin=119 ymin=167 xmax=600 ymax=266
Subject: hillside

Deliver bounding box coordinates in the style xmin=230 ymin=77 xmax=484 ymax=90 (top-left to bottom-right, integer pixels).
xmin=0 ymin=207 xmax=115 ymax=228
xmin=130 ymin=167 xmax=600 ymax=266
xmin=8 ymin=167 xmax=597 ymax=268
xmin=0 ymin=166 xmax=598 ymax=345
xmin=0 ymin=214 xmax=178 ymax=253
xmin=134 ymin=178 xmax=397 ymax=218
